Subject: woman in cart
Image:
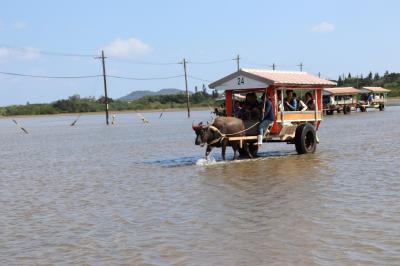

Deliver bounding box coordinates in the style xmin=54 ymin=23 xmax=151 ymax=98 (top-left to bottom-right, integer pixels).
xmin=305 ymin=92 xmax=316 ymax=110
xmin=284 ymin=90 xmax=298 ymax=111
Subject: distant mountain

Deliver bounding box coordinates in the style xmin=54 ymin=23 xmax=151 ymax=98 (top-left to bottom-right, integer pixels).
xmin=119 ymin=88 xmax=185 ymax=101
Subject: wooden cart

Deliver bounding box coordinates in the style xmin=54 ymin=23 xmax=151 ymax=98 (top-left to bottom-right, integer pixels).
xmin=209 ymin=69 xmax=336 ymax=155
xmin=323 ymin=87 xmax=360 ymax=115
xmin=358 ymin=87 xmax=390 ymax=112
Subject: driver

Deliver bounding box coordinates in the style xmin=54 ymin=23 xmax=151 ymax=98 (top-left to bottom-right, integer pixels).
xmin=255 ymin=93 xmax=275 ymax=146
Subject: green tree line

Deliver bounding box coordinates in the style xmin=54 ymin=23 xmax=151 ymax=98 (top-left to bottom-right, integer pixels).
xmin=0 ymin=91 xmax=219 ymax=116
xmin=337 ymin=71 xmax=400 ymax=96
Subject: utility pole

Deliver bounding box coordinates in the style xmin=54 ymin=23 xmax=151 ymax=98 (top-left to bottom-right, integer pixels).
xmin=234 ymin=54 xmax=240 ymax=71
xmin=356 ymin=74 xmax=359 ymax=88
xmin=182 ymin=58 xmax=190 ymax=118
xmin=96 ymin=50 xmax=109 ymax=125
xmin=298 ymin=62 xmax=303 ymax=72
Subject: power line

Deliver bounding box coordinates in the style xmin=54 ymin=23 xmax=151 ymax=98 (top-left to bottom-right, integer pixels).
xmin=37 ymin=51 xmax=96 ymax=58
xmin=0 ymin=44 xmax=183 ymax=65
xmin=0 ymin=71 xmax=102 ymax=79
xmin=105 ymin=57 xmax=236 ymax=66
xmin=0 ymin=70 xmax=187 ymax=81
xmin=0 ymin=44 xmax=186 ymax=66
xmin=106 ymin=57 xmax=181 ymax=65
xmin=0 ymin=44 xmax=96 ymax=58
xmin=241 ymin=60 xmax=277 ymax=69
xmin=188 ymin=75 xmax=212 ymax=82
xmin=107 ymin=74 xmax=184 ymax=80
xmin=0 ymin=45 xmax=306 ymax=69
xmin=240 ymin=59 xmax=300 ymax=69
xmin=188 ymin=58 xmax=234 ymax=65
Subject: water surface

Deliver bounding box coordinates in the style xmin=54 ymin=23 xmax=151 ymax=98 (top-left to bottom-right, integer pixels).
xmin=1 ymin=108 xmax=399 ymax=265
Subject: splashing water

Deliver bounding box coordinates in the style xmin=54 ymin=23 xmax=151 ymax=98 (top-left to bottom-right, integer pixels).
xmin=196 ymin=155 xmax=217 ymax=166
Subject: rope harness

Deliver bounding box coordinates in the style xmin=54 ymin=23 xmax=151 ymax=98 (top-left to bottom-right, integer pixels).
xmin=205 ymin=121 xmax=260 ymax=145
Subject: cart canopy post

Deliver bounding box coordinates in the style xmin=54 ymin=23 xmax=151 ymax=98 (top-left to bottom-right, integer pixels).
xmin=225 ymin=90 xmax=233 ymax=117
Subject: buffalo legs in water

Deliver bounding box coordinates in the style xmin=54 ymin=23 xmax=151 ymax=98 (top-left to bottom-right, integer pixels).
xmin=221 ymin=139 xmax=227 ymax=160
xmin=205 ymin=145 xmax=213 ymax=159
xmin=205 ymin=141 xmax=253 ymax=161
xmin=204 ymin=141 xmax=227 ymax=161
xmin=234 ymin=141 xmax=252 ymax=159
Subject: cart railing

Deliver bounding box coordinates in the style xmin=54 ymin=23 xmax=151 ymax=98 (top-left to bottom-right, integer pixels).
xmin=276 ymin=111 xmax=322 ymax=123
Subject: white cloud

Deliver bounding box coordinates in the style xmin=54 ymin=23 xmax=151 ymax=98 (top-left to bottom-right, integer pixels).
xmin=20 ymin=47 xmax=40 ymax=60
xmin=102 ymin=37 xmax=152 ymax=58
xmin=0 ymin=46 xmax=40 ymax=61
xmin=12 ymin=21 xmax=27 ymax=30
xmin=0 ymin=47 xmax=10 ymax=57
xmin=311 ymin=22 xmax=335 ymax=33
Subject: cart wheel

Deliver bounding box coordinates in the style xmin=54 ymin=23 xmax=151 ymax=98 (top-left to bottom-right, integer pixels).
xmin=238 ymin=147 xmax=248 ymax=158
xmin=360 ymin=106 xmax=366 ymax=112
xmin=295 ymin=124 xmax=317 ymax=154
xmin=379 ymin=104 xmax=385 ymax=111
xmin=248 ymin=144 xmax=259 ymax=157
xmin=326 ymin=110 xmax=333 ymax=115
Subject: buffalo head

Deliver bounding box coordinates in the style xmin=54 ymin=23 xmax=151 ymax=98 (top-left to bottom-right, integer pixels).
xmin=192 ymin=122 xmax=209 ymax=146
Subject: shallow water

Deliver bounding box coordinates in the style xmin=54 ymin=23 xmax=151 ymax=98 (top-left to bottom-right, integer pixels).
xmin=1 ymin=108 xmax=400 ymax=265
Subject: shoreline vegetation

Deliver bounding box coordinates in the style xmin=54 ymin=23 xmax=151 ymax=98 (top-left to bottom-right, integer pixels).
xmin=0 ymin=106 xmax=213 ymax=119
xmin=2 ymin=71 xmax=400 ymax=117
xmin=1 ymin=96 xmax=400 ymax=119
xmin=0 ymin=91 xmax=218 ymax=117
xmin=2 ymin=96 xmax=400 ymax=119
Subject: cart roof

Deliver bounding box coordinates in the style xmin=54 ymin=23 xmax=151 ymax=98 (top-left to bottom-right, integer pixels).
xmin=324 ymin=87 xmax=360 ymax=95
xmin=209 ymin=69 xmax=336 ymax=91
xmin=361 ymin=86 xmax=391 ymax=93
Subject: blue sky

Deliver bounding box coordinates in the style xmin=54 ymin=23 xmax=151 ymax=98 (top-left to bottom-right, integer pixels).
xmin=1 ymin=0 xmax=399 ymax=105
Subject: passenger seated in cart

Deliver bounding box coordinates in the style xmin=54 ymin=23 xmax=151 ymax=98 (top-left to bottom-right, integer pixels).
xmin=277 ymin=90 xmax=283 ymax=111
xmin=368 ymin=93 xmax=373 ymax=104
xmin=255 ymin=93 xmax=275 ymax=146
xmin=241 ymin=92 xmax=260 ymax=120
xmin=298 ymin=98 xmax=307 ymax=111
xmin=284 ymin=90 xmax=297 ymax=111
xmin=360 ymin=93 xmax=368 ymax=102
xmin=292 ymin=92 xmax=305 ymax=111
xmin=305 ymin=92 xmax=316 ymax=110
xmin=233 ymin=100 xmax=242 ymax=117
xmin=214 ymin=103 xmax=226 ymax=116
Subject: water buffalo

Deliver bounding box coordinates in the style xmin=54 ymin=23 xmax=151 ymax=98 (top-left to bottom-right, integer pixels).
xmin=192 ymin=117 xmax=252 ymax=160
